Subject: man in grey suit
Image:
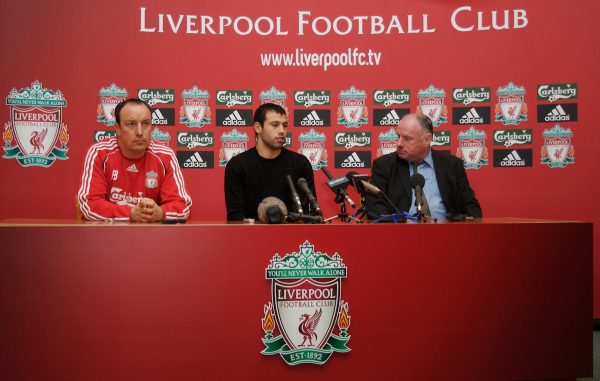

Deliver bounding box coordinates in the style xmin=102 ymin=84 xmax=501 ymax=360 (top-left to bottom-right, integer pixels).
xmin=366 ymin=113 xmax=481 ymax=220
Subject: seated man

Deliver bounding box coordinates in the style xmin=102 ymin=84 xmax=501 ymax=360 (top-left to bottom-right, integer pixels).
xmin=366 ymin=112 xmax=481 ymax=220
xmin=78 ymin=98 xmax=192 ymax=222
xmin=225 ymin=103 xmax=316 ymax=221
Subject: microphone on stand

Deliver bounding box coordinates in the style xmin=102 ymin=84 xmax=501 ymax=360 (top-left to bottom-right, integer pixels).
xmin=409 ymin=173 xmax=425 ymax=213
xmin=287 ymin=212 xmax=323 ymax=224
xmin=286 ymin=174 xmax=303 ymax=214
xmin=346 ymin=171 xmax=371 ymax=195
xmin=296 ymin=177 xmax=322 ymax=216
xmin=321 ymin=167 xmax=356 ymax=208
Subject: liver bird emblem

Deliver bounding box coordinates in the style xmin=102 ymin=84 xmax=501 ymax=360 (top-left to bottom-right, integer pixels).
xmin=468 ymin=149 xmax=477 ymax=162
xmin=554 ymin=148 xmax=564 ymax=160
xmin=507 ymin=105 xmax=516 ymax=117
xmin=298 ymin=308 xmax=322 ymax=347
xmin=192 ymin=108 xmax=201 ymax=121
xmin=30 ymin=128 xmax=47 ymax=154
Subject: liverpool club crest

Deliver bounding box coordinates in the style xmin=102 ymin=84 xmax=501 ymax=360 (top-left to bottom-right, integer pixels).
xmin=219 ymin=128 xmax=248 ymax=166
xmin=145 ymin=170 xmax=158 ymax=188
xmin=541 ymin=124 xmax=574 ymax=168
xmin=337 ymin=86 xmax=368 ymax=128
xmin=495 ymin=82 xmax=527 ymax=125
xmin=298 ymin=128 xmax=327 ymax=170
xmin=151 ymin=127 xmax=171 ymax=147
xmin=457 ymin=127 xmax=488 ymax=169
xmin=417 ymin=85 xmax=447 ymax=127
xmin=259 ymin=86 xmax=288 ymax=112
xmin=180 ymin=86 xmax=211 ymax=128
xmin=3 ymin=80 xmax=69 ymax=167
xmin=261 ymin=241 xmax=351 ymax=365
xmin=97 ymin=83 xmax=127 ymax=126
xmin=377 ymin=128 xmax=399 ymax=157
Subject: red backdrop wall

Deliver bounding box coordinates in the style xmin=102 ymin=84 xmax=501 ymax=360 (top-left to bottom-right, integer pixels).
xmin=1 ymin=0 xmax=599 ymax=317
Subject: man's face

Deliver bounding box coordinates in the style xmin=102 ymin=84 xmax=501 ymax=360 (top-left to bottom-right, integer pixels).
xmin=255 ymin=110 xmax=288 ymax=151
xmin=115 ymin=103 xmax=152 ymax=159
xmin=395 ymin=115 xmax=432 ymax=162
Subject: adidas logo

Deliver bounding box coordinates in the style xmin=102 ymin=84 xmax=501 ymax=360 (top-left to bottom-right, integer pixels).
xmin=183 ymin=152 xmax=207 ymax=168
xmin=544 ymin=104 xmax=570 ymax=122
xmin=341 ymin=152 xmax=365 ymax=168
xmin=500 ymin=150 xmax=525 ymax=167
xmin=459 ymin=108 xmax=484 ymax=124
xmin=222 ymin=110 xmax=247 ymax=126
xmin=126 ymin=164 xmax=138 ymax=172
xmin=379 ymin=109 xmax=401 ymax=126
xmin=301 ymin=110 xmax=324 ymax=126
xmin=152 ymin=109 xmax=169 ymax=125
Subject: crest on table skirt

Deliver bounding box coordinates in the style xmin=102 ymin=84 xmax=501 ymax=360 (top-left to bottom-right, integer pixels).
xmin=261 ymin=241 xmax=351 ymax=365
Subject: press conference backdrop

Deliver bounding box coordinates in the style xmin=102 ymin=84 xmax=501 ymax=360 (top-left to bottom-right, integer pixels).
xmin=0 ymin=1 xmax=598 ymax=317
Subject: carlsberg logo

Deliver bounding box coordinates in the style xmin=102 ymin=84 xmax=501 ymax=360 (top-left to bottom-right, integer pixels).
xmin=537 ymin=84 xmax=577 ymax=102
xmin=431 ymin=131 xmax=450 ymax=146
xmin=216 ymin=90 xmax=253 ymax=105
xmin=373 ymin=90 xmax=410 ymax=105
xmin=335 ymin=132 xmax=371 ymax=148
xmin=94 ymin=130 xmax=116 ymax=142
xmin=177 ymin=132 xmax=214 ymax=147
xmin=452 ymin=87 xmax=490 ymax=104
xmin=137 ymin=88 xmax=175 ymax=104
xmin=294 ymin=90 xmax=330 ymax=106
xmin=493 ymin=129 xmax=532 ymax=147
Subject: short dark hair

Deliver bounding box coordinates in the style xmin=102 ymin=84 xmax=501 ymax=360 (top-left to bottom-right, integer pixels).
xmin=114 ymin=98 xmax=152 ymax=125
xmin=253 ymin=103 xmax=286 ymax=126
xmin=415 ymin=113 xmax=434 ymax=135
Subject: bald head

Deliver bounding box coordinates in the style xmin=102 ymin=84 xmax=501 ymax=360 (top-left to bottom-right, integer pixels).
xmin=395 ymin=113 xmax=433 ymax=162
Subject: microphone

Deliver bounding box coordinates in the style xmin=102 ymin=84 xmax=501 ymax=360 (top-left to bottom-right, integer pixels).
xmin=360 ymin=180 xmax=400 ymax=213
xmin=320 ymin=167 xmax=356 ymax=208
xmin=257 ymin=197 xmax=288 ymax=224
xmin=410 ymin=173 xmax=425 ymax=212
xmin=346 ymin=171 xmax=370 ymax=195
xmin=297 ymin=177 xmax=322 ymax=216
xmin=286 ymin=174 xmax=303 ymax=213
xmin=409 ymin=173 xmax=425 ymax=188
xmin=287 ymin=212 xmax=323 ymax=224
xmin=360 ymin=180 xmax=382 ymax=195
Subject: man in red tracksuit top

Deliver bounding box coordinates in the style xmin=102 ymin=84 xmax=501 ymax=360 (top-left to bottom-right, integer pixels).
xmin=78 ymin=98 xmax=192 ymax=222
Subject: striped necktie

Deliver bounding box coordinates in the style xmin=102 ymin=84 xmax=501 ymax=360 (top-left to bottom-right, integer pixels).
xmin=413 ymin=161 xmax=432 ymax=217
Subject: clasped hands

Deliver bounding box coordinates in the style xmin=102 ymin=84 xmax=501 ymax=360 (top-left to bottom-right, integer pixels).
xmin=130 ymin=198 xmax=164 ymax=222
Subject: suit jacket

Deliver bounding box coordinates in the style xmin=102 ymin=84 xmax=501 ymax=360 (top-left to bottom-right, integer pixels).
xmin=366 ymin=150 xmax=482 ymax=219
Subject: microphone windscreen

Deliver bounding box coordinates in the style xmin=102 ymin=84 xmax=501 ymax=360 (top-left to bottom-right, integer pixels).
xmin=257 ymin=197 xmax=288 ymax=224
xmin=409 ymin=173 xmax=425 ymax=188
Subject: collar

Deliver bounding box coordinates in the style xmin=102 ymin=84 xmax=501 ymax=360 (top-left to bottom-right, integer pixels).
xmin=413 ymin=150 xmax=433 ymax=169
